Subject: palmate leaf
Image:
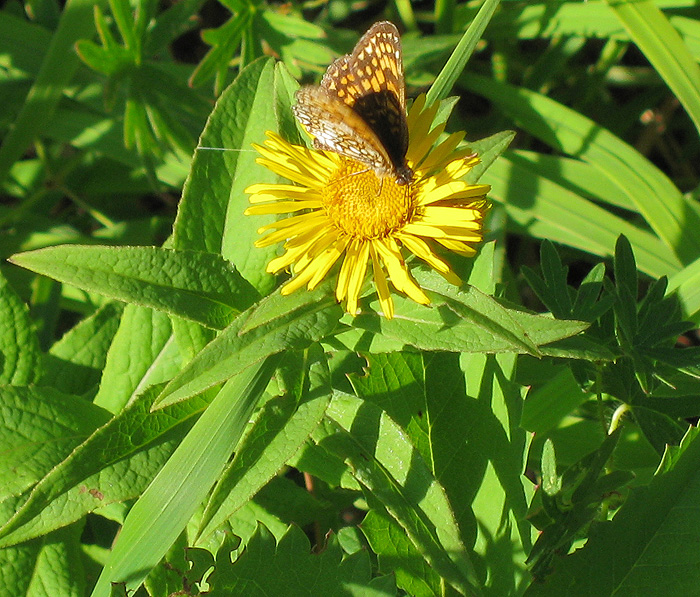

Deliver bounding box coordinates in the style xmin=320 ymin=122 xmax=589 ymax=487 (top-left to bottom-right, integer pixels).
xmin=522 ymin=240 xmax=612 ymax=322
xmin=528 ymin=428 xmax=700 ymax=596
xmin=208 ymin=524 xmax=395 ymax=595
xmin=322 ymin=389 xmax=481 ymax=595
xmin=348 ymin=350 xmax=534 ymax=595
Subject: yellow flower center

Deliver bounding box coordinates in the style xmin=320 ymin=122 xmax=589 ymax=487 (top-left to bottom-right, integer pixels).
xmin=322 ymin=159 xmax=415 ymax=240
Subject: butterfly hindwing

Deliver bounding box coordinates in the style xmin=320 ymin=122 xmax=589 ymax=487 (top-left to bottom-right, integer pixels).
xmin=292 ymin=88 xmax=394 ymax=171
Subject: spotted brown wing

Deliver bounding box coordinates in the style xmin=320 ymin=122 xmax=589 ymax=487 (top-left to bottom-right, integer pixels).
xmin=292 ymin=21 xmax=412 ymax=184
xmin=293 ymin=87 xmax=400 ymax=179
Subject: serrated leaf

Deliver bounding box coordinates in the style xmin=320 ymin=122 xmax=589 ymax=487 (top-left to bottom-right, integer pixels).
xmin=346 ymin=269 xmax=587 ymax=354
xmin=0 ymin=386 xmax=112 ymax=501
xmin=92 ymin=305 xmax=181 ymax=413
xmin=0 ymin=386 xmax=209 ymax=546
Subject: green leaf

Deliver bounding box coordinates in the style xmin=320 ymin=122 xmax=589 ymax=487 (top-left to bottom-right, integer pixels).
xmin=75 ymin=39 xmax=131 ymax=75
xmin=0 ymin=524 xmax=85 ymax=596
xmin=506 ymin=149 xmax=635 ymax=211
xmin=573 ymin=264 xmax=611 ymax=322
xmin=189 ymin=11 xmax=251 ymax=88
xmin=541 ymin=440 xmax=561 ymax=495
xmin=325 ymin=393 xmax=480 ymax=595
xmin=196 ymin=347 xmax=331 ymax=541
xmin=604 ymin=0 xmax=700 ymax=137
xmin=174 ymin=56 xmax=281 ymax=294
xmin=485 ymin=156 xmax=680 ymax=279
xmin=668 ymin=255 xmax=700 ymax=323
xmin=90 ymin=358 xmax=276 ymax=597
xmin=261 ymin=11 xmax=327 ymax=40
xmin=456 ymin=351 xmax=535 ymax=593
xmin=614 ymin=235 xmax=638 ymax=307
xmin=522 ymin=241 xmax=572 ymax=319
xmin=0 ymin=0 xmax=102 ymax=183
xmin=154 ymin=284 xmax=341 ymax=408
xmin=0 ymin=386 xmax=112 ymax=501
xmin=208 ymin=524 xmax=392 ymax=595
xmin=108 ymin=0 xmax=138 ymax=51
xmin=0 ymin=540 xmax=40 ymax=596
xmin=468 ymin=130 xmax=516 ymax=184
xmin=524 ymin=242 xmax=612 ymax=324
xmin=42 ymin=302 xmax=124 ymax=398
xmin=0 ymin=386 xmax=208 ymax=546
xmin=342 ymin=269 xmax=587 ymax=355
xmin=462 ymin=74 xmax=700 ymax=267
xmin=527 ymin=429 xmax=624 ymax=580
xmin=528 ymin=427 xmax=700 ymax=595
xmin=522 ymin=368 xmax=592 ymax=434
xmin=9 ymin=245 xmax=259 ymax=329
xmin=361 ymin=508 xmax=442 ymax=596
xmin=92 ymin=305 xmax=181 ymax=413
xmin=0 ymin=270 xmax=41 ymax=385
xmin=632 ymin=407 xmax=686 ymax=456
xmin=427 ymin=0 xmax=501 ymax=105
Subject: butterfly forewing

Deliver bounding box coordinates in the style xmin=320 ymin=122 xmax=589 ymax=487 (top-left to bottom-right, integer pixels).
xmin=321 ymin=23 xmax=405 ymax=111
xmin=292 ymin=21 xmax=412 ymax=185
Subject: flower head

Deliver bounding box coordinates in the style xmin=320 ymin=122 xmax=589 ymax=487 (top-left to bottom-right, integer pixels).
xmin=245 ymin=95 xmax=490 ymax=319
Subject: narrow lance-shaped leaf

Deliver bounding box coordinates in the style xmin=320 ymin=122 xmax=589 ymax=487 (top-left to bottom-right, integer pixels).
xmin=154 ymin=283 xmax=341 ymax=409
xmin=9 ymin=245 xmax=259 ymax=329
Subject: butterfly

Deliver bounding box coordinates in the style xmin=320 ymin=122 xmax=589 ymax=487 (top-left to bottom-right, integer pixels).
xmin=292 ymin=21 xmax=413 ymax=185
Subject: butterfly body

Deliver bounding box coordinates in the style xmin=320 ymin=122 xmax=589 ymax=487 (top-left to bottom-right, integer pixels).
xmin=292 ymin=21 xmax=412 ymax=185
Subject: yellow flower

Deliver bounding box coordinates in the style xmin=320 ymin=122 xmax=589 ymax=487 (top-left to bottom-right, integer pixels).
xmin=245 ymin=95 xmax=490 ymax=319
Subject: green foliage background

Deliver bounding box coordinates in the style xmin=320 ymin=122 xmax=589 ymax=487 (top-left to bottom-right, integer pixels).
xmin=1 ymin=0 xmax=700 ymax=595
